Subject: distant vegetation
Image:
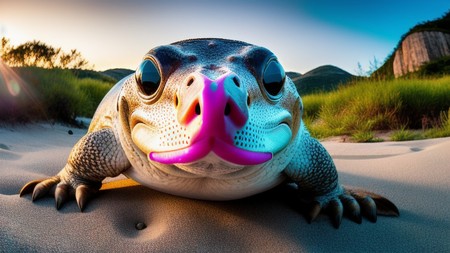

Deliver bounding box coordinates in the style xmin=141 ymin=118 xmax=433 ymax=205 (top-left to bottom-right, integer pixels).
xmin=1 ymin=37 xmax=90 ymax=69
xmin=302 ymin=76 xmax=450 ymax=141
xmin=417 ymin=56 xmax=450 ymax=76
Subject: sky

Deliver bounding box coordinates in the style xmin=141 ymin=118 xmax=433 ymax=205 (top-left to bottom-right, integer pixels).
xmin=0 ymin=0 xmax=449 ymax=75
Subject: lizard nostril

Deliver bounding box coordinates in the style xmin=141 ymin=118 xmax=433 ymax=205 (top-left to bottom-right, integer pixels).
xmin=224 ymin=102 xmax=231 ymax=116
xmin=174 ymin=94 xmax=179 ymax=107
xmin=195 ymin=103 xmax=201 ymax=115
xmin=187 ymin=77 xmax=194 ymax=87
xmin=232 ymin=76 xmax=240 ymax=87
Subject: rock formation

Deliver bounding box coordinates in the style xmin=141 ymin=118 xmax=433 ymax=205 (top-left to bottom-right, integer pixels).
xmin=393 ymin=31 xmax=450 ymax=77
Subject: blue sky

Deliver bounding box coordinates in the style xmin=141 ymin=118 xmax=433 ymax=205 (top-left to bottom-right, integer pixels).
xmin=0 ymin=0 xmax=448 ymax=74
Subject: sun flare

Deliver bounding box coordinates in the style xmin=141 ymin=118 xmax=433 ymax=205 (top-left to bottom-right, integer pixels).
xmin=0 ymin=60 xmax=45 ymax=121
xmin=0 ymin=60 xmax=22 ymax=96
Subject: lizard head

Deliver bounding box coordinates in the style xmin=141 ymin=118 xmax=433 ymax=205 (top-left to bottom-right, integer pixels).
xmin=118 ymin=38 xmax=302 ymax=179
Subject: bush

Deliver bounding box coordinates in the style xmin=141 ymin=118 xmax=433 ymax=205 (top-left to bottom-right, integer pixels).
xmin=77 ymin=78 xmax=113 ymax=117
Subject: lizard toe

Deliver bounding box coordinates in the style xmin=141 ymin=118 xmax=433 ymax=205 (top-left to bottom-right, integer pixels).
xmin=29 ymin=177 xmax=60 ymax=201
xmin=20 ymin=179 xmax=44 ymax=197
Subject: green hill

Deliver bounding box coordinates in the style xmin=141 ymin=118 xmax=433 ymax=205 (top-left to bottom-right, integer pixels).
xmin=70 ymin=68 xmax=134 ymax=83
xmin=287 ymin=65 xmax=355 ymax=95
xmin=102 ymin=68 xmax=134 ymax=81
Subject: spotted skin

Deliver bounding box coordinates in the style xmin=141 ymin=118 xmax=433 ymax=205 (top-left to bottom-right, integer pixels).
xmin=20 ymin=38 xmax=399 ymax=228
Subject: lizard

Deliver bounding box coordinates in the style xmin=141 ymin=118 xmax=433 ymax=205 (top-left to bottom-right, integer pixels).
xmin=20 ymin=38 xmax=399 ymax=228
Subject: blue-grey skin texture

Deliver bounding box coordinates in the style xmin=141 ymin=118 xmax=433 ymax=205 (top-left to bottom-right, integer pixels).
xmin=20 ymin=38 xmax=399 ymax=228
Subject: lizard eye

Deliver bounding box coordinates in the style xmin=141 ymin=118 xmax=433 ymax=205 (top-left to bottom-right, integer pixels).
xmin=262 ymin=59 xmax=285 ymax=99
xmin=135 ymin=59 xmax=161 ymax=97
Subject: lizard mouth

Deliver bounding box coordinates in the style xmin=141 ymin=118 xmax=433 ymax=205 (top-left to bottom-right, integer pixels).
xmin=132 ymin=120 xmax=292 ymax=167
xmin=149 ymin=137 xmax=272 ymax=165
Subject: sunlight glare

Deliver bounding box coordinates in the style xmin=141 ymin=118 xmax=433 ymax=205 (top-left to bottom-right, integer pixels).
xmin=0 ymin=60 xmax=44 ymax=118
xmin=0 ymin=60 xmax=22 ymax=96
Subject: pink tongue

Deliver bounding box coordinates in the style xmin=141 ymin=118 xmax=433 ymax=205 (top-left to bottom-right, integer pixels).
xmin=212 ymin=139 xmax=272 ymax=165
xmin=149 ymin=138 xmax=272 ymax=165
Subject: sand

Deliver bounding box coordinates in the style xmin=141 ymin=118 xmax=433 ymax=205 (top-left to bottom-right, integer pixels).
xmin=1 ymin=123 xmax=449 ymax=252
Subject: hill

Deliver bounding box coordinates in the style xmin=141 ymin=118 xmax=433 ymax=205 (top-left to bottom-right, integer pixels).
xmin=69 ymin=68 xmax=134 ymax=83
xmin=285 ymin=71 xmax=302 ymax=81
xmin=287 ymin=65 xmax=355 ymax=95
xmin=102 ymin=68 xmax=134 ymax=81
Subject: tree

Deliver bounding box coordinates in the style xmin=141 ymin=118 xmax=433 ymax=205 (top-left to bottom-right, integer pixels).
xmin=58 ymin=49 xmax=89 ymax=69
xmin=355 ymin=62 xmax=365 ymax=76
xmin=1 ymin=37 xmax=10 ymax=55
xmin=0 ymin=37 xmax=90 ymax=69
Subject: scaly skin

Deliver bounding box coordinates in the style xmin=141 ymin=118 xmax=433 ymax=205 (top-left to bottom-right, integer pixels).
xmin=20 ymin=38 xmax=399 ymax=228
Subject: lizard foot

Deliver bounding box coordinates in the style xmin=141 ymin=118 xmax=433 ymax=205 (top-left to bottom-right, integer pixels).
xmin=20 ymin=176 xmax=101 ymax=212
xmin=303 ymin=186 xmax=399 ymax=228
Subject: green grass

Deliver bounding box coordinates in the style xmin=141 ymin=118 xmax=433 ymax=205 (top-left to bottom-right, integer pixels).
xmin=351 ymin=131 xmax=384 ymax=143
xmin=0 ymin=67 xmax=113 ymax=124
xmin=303 ymin=76 xmax=450 ymax=140
xmin=390 ymin=128 xmax=423 ymax=141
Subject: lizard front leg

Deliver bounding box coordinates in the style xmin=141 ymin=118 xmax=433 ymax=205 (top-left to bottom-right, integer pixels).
xmin=20 ymin=128 xmax=131 ymax=211
xmin=285 ymin=131 xmax=399 ymax=228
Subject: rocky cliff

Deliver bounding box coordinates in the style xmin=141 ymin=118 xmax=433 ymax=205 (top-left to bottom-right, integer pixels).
xmin=393 ymin=31 xmax=450 ymax=77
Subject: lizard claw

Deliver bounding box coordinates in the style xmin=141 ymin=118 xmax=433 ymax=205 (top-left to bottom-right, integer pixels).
xmin=20 ymin=179 xmax=45 ymax=197
xmin=55 ymin=184 xmax=71 ymax=210
xmin=306 ymin=201 xmax=322 ymax=223
xmin=327 ymin=199 xmax=343 ymax=228
xmin=75 ymin=185 xmax=99 ymax=212
xmin=20 ymin=176 xmax=101 ymax=212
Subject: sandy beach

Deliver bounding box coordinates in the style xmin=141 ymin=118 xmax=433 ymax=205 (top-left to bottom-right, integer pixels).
xmin=1 ymin=123 xmax=449 ymax=252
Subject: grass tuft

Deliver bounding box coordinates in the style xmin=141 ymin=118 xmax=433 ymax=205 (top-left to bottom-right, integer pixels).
xmin=390 ymin=128 xmax=423 ymax=141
